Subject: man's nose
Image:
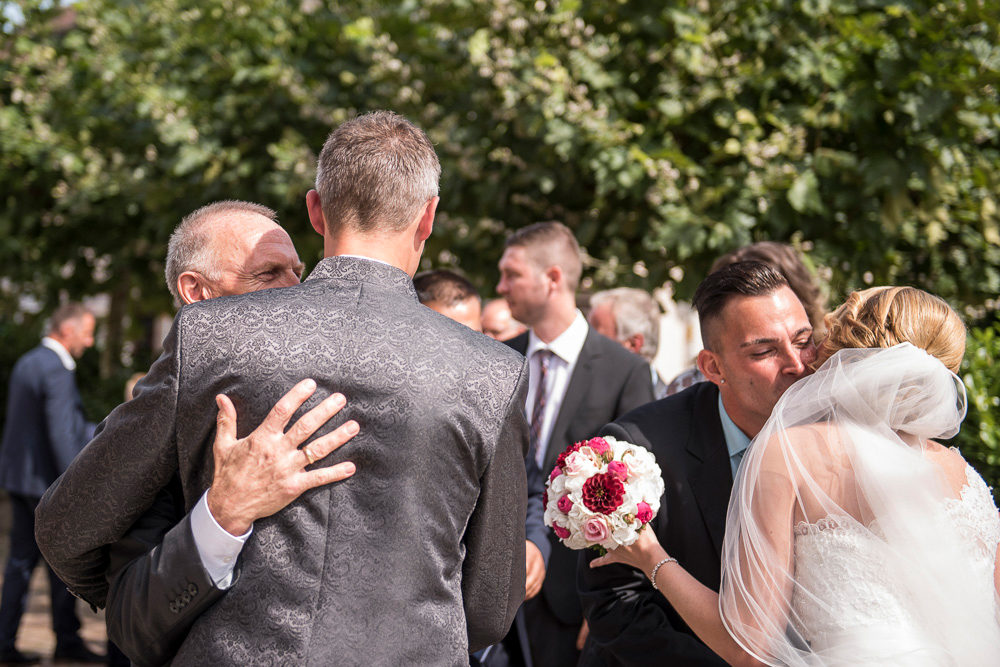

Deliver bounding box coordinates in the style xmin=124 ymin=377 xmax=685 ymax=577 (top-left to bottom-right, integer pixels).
xmin=782 ymin=345 xmax=807 ymax=375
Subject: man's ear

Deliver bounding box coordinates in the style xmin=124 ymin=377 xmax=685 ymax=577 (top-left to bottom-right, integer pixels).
xmin=177 ymin=273 xmax=213 ymax=304
xmin=697 ymin=349 xmax=724 ymax=386
xmin=544 ymin=264 xmax=563 ymax=293
xmin=624 ymin=333 xmax=644 ymax=355
xmin=414 ymin=196 xmax=438 ymax=247
xmin=306 ymin=190 xmax=326 ymax=238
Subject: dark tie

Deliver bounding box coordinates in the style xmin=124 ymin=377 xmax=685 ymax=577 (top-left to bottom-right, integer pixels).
xmin=528 ymin=349 xmax=553 ymax=467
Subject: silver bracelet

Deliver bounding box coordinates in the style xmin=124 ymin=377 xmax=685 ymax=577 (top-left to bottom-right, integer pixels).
xmin=649 ymin=557 xmax=677 ymax=590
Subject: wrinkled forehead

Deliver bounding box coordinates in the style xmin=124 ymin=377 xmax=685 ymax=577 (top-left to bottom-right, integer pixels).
xmin=214 ymin=214 xmax=299 ymax=268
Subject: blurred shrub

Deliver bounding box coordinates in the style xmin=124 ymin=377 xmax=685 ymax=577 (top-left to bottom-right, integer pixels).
xmin=954 ymin=323 xmax=1000 ymax=502
xmin=1 ymin=0 xmax=997 ymax=371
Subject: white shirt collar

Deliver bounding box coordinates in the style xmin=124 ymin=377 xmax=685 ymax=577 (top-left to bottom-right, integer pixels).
xmin=526 ymin=310 xmax=589 ymax=365
xmin=41 ymin=337 xmax=76 ymax=371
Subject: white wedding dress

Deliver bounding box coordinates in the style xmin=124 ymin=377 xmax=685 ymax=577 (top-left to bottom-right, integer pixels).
xmin=719 ymin=345 xmax=1000 ymax=666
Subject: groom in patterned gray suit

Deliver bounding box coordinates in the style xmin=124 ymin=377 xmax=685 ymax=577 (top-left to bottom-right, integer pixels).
xmin=37 ymin=111 xmax=529 ymax=665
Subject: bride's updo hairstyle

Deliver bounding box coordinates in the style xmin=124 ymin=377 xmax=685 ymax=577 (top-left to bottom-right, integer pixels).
xmin=819 ymin=286 xmax=965 ymax=373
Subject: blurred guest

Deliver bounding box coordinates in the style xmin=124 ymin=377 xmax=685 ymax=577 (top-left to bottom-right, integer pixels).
xmin=588 ymin=288 xmax=668 ymax=399
xmin=665 ymin=241 xmax=827 ymax=396
xmin=124 ymin=373 xmax=146 ymax=402
xmin=482 ymin=298 xmax=527 ymax=342
xmin=414 ymin=269 xmax=483 ymax=332
xmin=0 ymin=303 xmax=103 ymax=665
xmin=709 ymin=241 xmax=827 ymax=334
xmin=497 ymin=222 xmax=654 ymax=666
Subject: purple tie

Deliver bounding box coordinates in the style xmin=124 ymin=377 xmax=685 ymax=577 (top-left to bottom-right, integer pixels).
xmin=529 ymin=349 xmax=553 ymax=467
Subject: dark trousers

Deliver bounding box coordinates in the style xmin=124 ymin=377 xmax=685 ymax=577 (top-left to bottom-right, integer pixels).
xmin=523 ymin=596 xmax=582 ymax=667
xmin=0 ymin=494 xmax=82 ymax=650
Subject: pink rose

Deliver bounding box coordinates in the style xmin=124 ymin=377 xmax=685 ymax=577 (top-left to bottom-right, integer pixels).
xmin=549 ymin=467 xmax=561 ymax=483
xmin=583 ymin=517 xmax=609 ymax=543
xmin=588 ymin=437 xmax=610 ymax=456
xmin=636 ymin=501 xmax=653 ymax=524
xmin=553 ymin=523 xmax=571 ymax=540
xmin=563 ymin=450 xmax=595 ymax=476
xmin=608 ymin=460 xmax=629 ymax=481
xmin=557 ymin=495 xmax=573 ymax=513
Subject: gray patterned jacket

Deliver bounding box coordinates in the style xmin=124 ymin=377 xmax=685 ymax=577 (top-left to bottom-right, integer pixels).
xmin=37 ymin=256 xmax=529 ymax=665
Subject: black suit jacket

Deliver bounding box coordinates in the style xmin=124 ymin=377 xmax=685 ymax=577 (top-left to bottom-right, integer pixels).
xmin=506 ymin=328 xmax=655 ymax=627
xmin=104 ymin=476 xmax=228 ymax=666
xmin=577 ymin=381 xmax=731 ymax=666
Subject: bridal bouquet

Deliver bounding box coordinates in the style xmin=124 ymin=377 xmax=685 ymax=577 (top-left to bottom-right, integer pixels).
xmin=543 ymin=436 xmax=664 ymax=554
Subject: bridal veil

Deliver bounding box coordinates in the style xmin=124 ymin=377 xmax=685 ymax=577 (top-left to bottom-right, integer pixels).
xmin=719 ymin=343 xmax=1000 ymax=666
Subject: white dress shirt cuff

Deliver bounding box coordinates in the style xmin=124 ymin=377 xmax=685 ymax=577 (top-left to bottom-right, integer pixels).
xmin=190 ymin=489 xmax=252 ymax=590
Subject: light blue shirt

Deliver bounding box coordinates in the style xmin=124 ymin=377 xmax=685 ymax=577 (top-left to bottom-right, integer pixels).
xmin=718 ymin=395 xmax=751 ymax=480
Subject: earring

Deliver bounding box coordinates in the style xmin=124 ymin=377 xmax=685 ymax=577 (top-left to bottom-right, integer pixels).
xmin=720 ymin=378 xmax=726 ymax=384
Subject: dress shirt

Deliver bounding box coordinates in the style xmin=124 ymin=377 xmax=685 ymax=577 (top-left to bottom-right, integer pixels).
xmin=525 ymin=310 xmax=589 ymax=468
xmin=41 ymin=336 xmax=76 ymax=371
xmin=718 ymin=395 xmax=751 ymax=480
xmin=190 ymin=490 xmax=251 ymax=589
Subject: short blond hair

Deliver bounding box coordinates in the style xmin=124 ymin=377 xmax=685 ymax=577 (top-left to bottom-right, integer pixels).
xmin=820 ymin=286 xmax=966 ymax=373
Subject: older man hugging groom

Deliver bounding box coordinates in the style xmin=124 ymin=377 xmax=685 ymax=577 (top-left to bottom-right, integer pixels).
xmin=37 ymin=111 xmax=529 ymax=665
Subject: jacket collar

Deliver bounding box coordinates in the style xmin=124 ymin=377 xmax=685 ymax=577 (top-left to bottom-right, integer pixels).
xmin=305 ymin=255 xmax=418 ymax=302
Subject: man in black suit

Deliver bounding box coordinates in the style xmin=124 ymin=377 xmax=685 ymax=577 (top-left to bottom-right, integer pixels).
xmin=577 ymin=260 xmax=817 ymax=666
xmin=0 ymin=303 xmax=102 ymax=665
xmin=498 ymin=222 xmax=655 ymax=666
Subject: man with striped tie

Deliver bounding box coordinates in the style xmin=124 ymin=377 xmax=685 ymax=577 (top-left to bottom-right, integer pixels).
xmin=497 ymin=222 xmax=654 ymax=666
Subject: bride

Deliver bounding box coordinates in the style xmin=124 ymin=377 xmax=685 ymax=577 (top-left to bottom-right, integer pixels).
xmin=592 ymin=286 xmax=1000 ymax=665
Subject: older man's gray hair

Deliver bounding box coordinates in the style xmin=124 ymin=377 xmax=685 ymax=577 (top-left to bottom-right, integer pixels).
xmin=165 ymin=200 xmax=279 ymax=305
xmin=590 ymin=287 xmax=661 ymax=363
xmin=315 ymin=110 xmax=441 ymax=234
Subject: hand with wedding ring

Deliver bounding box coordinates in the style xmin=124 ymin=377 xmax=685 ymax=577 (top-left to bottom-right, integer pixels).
xmin=206 ymin=378 xmax=359 ymax=536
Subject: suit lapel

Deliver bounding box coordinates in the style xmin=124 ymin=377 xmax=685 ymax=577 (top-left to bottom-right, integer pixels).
xmin=685 ymin=384 xmax=733 ymax=555
xmin=543 ymin=329 xmax=600 ymax=474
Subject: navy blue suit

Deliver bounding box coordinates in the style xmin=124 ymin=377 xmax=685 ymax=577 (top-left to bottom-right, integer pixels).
xmin=0 ymin=343 xmax=95 ymax=653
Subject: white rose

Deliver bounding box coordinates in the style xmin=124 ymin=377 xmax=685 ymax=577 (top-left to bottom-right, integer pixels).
xmin=563 ymin=450 xmax=599 ymax=478
xmin=622 ymin=447 xmax=657 ymax=478
xmin=549 ymin=473 xmax=567 ymax=496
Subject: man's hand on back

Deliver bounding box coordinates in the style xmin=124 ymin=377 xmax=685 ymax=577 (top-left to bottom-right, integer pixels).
xmin=206 ymin=379 xmax=359 ymax=536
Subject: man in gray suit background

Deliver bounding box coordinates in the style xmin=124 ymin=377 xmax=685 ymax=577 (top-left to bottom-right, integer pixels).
xmin=37 ymin=111 xmax=529 ymax=665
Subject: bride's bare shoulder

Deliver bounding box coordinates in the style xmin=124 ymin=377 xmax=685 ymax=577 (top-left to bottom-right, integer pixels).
xmin=756 ymin=422 xmax=844 ymax=471
xmin=926 ymin=440 xmax=975 ymax=491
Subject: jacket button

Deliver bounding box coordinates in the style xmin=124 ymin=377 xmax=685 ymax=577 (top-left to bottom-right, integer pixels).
xmin=169 ymin=603 xmax=178 ymax=614
xmin=181 ymin=592 xmax=191 ymax=604
xmin=188 ymin=583 xmax=198 ymax=596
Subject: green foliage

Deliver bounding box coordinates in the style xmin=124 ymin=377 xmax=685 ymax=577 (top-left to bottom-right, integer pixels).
xmin=954 ymin=323 xmax=1000 ymax=503
xmin=1 ymin=0 xmax=998 ymax=395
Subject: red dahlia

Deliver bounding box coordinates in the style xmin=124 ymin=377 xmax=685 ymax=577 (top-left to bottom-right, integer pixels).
xmin=555 ymin=441 xmax=585 ymax=471
xmin=582 ymin=472 xmax=625 ymax=514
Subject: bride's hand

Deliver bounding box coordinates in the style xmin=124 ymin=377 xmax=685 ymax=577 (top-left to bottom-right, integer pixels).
xmin=590 ymin=524 xmax=669 ymax=575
